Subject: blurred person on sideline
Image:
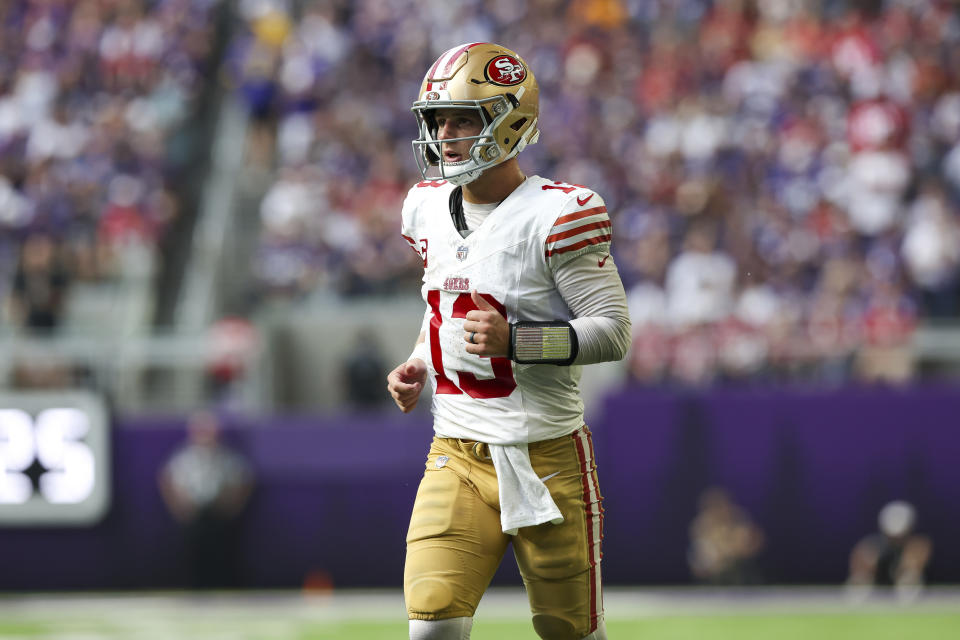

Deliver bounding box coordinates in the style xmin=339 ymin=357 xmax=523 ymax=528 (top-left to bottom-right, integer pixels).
xmin=847 ymin=500 xmax=933 ymax=602
xmin=158 ymin=411 xmax=254 ymax=589
xmin=386 ymin=43 xmax=630 ymax=640
xmin=342 ymin=327 xmax=389 ymax=410
xmin=688 ymin=486 xmax=765 ymax=586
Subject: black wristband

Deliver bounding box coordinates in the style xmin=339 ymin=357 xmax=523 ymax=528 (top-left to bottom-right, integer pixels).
xmin=509 ymin=321 xmax=579 ymax=365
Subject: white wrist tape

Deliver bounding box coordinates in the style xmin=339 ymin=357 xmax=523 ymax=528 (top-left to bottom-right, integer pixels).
xmin=409 ymin=340 xmax=429 ymax=363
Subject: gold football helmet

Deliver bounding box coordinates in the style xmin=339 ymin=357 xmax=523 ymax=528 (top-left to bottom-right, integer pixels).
xmin=412 ymin=43 xmax=540 ymax=185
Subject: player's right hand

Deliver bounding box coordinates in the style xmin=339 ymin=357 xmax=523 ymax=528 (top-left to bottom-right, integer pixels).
xmin=387 ymin=358 xmax=427 ymax=413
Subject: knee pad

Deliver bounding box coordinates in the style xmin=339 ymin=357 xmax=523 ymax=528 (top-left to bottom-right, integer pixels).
xmin=532 ymin=614 xmax=578 ymax=640
xmin=531 ymin=614 xmax=607 ymax=640
xmin=409 ymin=617 xmax=473 ymax=640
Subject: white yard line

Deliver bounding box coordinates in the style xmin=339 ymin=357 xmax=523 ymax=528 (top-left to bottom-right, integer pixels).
xmin=1 ymin=586 xmax=958 ymax=626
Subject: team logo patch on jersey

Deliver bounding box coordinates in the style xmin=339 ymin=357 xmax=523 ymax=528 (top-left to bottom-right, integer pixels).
xmin=435 ymin=455 xmax=449 ymax=469
xmin=442 ymin=276 xmax=470 ymax=292
xmin=456 ymin=245 xmax=469 ymax=261
xmin=485 ymin=55 xmax=526 ymax=86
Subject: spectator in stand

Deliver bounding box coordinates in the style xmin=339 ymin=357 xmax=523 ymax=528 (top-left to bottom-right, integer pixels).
xmin=901 ymin=180 xmax=960 ymax=318
xmin=205 ymin=316 xmax=260 ymax=412
xmin=9 ymin=232 xmax=68 ymax=332
xmin=7 ymin=232 xmax=75 ymax=389
xmin=666 ymin=220 xmax=737 ymax=328
xmin=855 ymin=277 xmax=917 ymax=384
xmin=664 ymin=221 xmax=737 ymax=385
xmin=625 ymin=215 xmax=672 ymax=385
xmin=803 ymin=256 xmax=863 ymax=384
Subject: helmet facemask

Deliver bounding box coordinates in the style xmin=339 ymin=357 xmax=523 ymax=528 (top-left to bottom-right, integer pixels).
xmin=412 ymin=93 xmax=533 ymax=186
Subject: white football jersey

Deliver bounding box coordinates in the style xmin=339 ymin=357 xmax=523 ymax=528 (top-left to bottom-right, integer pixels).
xmin=401 ymin=176 xmax=613 ymax=445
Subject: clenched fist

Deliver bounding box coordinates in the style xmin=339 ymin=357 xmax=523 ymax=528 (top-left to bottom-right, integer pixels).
xmin=387 ymin=358 xmax=428 ymax=413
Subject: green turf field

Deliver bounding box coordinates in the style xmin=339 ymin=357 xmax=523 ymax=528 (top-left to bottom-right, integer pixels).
xmin=8 ymin=615 xmax=960 ymax=640
xmin=2 ymin=613 xmax=960 ymax=639
xmin=1 ymin=588 xmax=958 ymax=639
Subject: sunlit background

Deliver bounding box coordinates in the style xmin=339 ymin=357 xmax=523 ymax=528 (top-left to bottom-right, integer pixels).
xmin=1 ymin=0 xmax=959 ymax=636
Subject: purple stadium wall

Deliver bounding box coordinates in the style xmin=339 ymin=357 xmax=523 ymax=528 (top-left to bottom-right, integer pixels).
xmin=2 ymin=386 xmax=959 ymax=590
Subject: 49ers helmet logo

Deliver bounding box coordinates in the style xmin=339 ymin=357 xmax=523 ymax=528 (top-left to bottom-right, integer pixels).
xmin=485 ymin=55 xmax=526 ymax=86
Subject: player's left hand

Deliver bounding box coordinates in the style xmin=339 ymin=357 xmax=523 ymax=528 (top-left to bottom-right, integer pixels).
xmin=463 ymin=290 xmax=509 ymax=357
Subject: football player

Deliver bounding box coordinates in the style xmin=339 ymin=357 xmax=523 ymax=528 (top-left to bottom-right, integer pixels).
xmin=387 ymin=42 xmax=631 ymax=640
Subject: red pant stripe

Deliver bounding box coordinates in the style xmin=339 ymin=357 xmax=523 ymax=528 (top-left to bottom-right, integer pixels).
xmin=573 ymin=429 xmax=603 ymax=630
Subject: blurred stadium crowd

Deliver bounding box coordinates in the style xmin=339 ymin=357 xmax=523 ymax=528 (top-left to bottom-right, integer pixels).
xmin=0 ymin=0 xmax=219 ymax=329
xmin=2 ymin=0 xmax=960 ymax=392
xmin=230 ymin=0 xmax=960 ymax=387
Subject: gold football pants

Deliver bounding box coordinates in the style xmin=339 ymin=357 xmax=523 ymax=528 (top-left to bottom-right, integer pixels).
xmin=404 ymin=426 xmax=604 ymax=639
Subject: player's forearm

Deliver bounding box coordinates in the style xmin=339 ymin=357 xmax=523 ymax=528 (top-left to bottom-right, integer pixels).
xmin=554 ymin=252 xmax=632 ymax=365
xmin=569 ymin=314 xmax=632 ymax=364
xmin=408 ymin=308 xmax=430 ymax=362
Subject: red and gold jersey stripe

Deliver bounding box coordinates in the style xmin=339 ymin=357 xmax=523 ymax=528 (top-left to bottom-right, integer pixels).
xmin=545 ymin=205 xmax=612 ymax=259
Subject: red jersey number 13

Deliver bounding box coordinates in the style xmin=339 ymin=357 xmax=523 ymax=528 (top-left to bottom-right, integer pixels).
xmin=427 ymin=290 xmax=516 ymax=399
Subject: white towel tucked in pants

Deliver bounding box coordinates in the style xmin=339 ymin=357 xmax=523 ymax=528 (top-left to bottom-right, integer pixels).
xmin=489 ymin=443 xmax=564 ymax=535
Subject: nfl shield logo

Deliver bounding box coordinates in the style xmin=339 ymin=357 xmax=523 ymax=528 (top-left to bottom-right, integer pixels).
xmin=456 ymin=245 xmax=469 ymax=261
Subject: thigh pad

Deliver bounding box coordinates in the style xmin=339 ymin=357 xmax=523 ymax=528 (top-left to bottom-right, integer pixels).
xmin=405 ymin=443 xmax=508 ymax=620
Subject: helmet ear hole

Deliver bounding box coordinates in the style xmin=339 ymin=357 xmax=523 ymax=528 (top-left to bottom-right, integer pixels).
xmin=510 ymin=118 xmax=527 ymax=131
